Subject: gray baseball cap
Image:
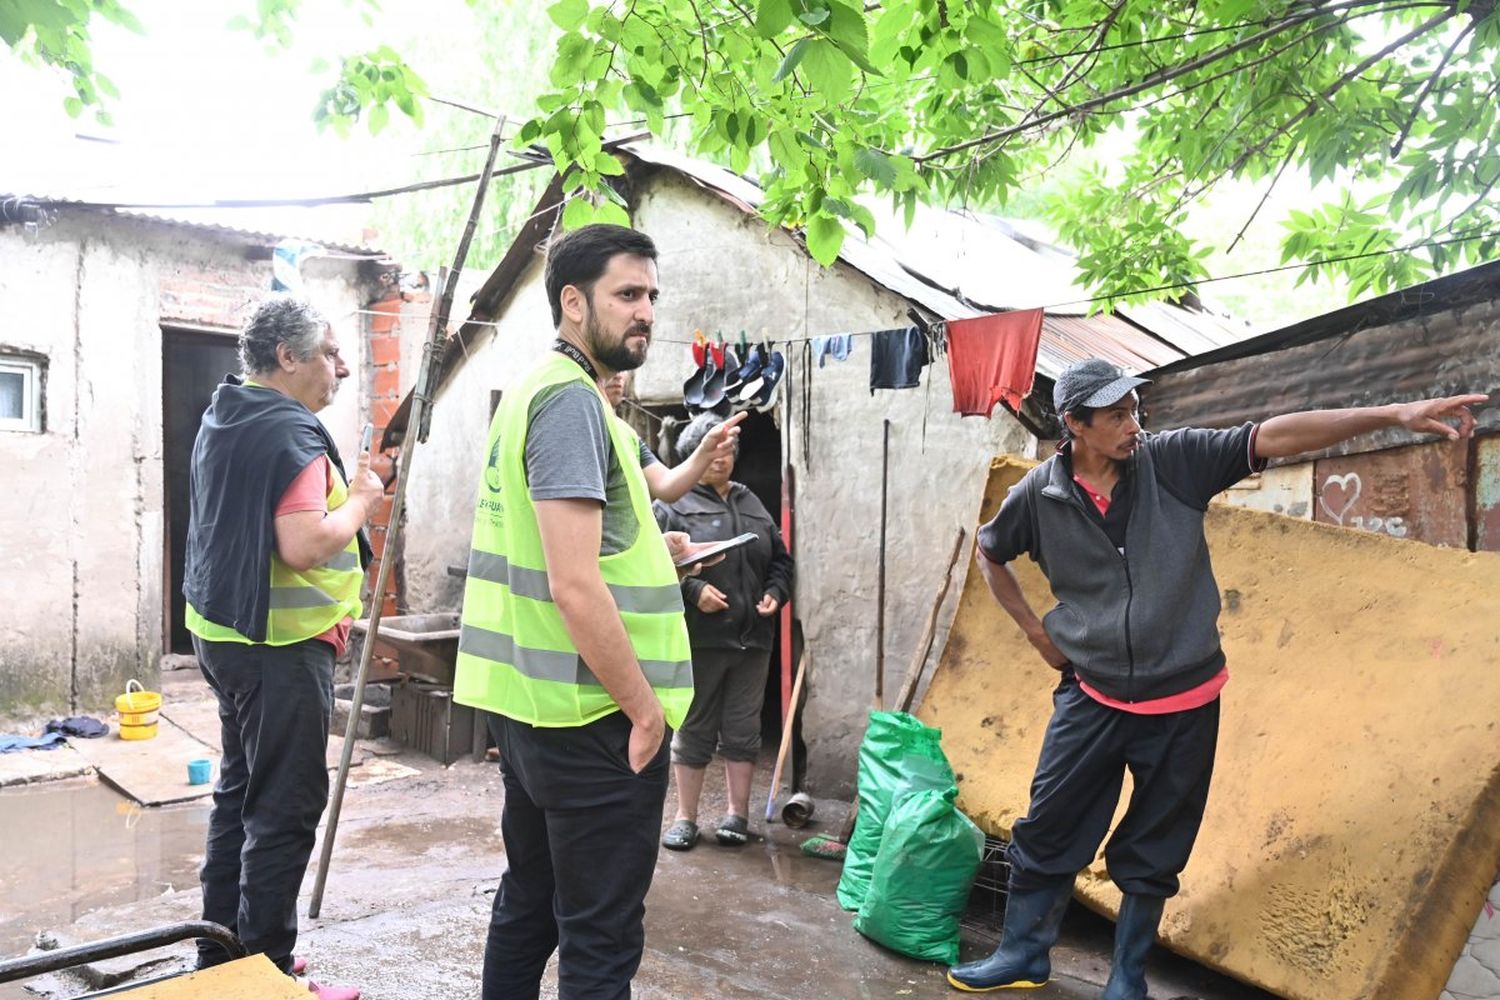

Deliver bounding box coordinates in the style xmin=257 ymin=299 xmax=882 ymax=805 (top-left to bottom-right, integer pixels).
xmin=1053 ymin=358 xmax=1150 ymax=414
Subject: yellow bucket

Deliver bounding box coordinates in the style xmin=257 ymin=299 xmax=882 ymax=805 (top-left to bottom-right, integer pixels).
xmin=115 ymin=679 xmax=162 ymax=739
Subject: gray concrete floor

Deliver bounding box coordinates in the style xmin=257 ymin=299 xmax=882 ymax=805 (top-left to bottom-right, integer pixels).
xmin=0 ymin=671 xmax=1277 ymax=1000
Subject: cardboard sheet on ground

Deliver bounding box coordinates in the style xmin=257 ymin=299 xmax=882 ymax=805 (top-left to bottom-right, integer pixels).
xmin=70 ymin=718 xmax=218 ymax=806
xmin=918 ymin=456 xmax=1500 ymax=1000
xmin=0 ymin=743 xmax=91 ymax=787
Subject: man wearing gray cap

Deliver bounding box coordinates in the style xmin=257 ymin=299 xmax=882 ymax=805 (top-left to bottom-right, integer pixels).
xmin=948 ymin=358 xmax=1485 ymax=998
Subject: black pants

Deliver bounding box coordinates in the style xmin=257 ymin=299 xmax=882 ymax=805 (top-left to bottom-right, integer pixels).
xmin=484 ymin=711 xmax=669 ymax=1000
xmin=193 ymin=636 xmax=334 ymax=972
xmin=1007 ymin=670 xmax=1219 ymax=898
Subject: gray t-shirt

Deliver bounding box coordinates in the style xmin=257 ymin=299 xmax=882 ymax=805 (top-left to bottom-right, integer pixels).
xmin=523 ymin=381 xmax=655 ymax=556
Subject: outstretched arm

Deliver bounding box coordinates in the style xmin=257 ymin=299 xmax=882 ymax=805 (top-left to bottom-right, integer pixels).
xmin=643 ymin=411 xmax=747 ymax=501
xmin=1255 ymin=394 xmax=1487 ymax=460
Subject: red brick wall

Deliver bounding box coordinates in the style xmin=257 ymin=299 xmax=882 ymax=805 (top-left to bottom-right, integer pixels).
xmin=365 ymin=291 xmax=404 ymax=621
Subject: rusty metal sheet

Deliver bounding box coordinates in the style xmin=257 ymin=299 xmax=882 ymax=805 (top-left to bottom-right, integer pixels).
xmin=1313 ymin=442 xmax=1469 ymax=548
xmin=1141 ymin=296 xmax=1500 ymax=448
xmin=1477 ymin=435 xmax=1500 ymax=552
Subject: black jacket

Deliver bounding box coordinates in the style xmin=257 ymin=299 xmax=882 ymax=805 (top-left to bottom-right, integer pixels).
xmin=182 ymin=377 xmax=370 ymax=643
xmin=654 ymin=483 xmax=794 ymax=652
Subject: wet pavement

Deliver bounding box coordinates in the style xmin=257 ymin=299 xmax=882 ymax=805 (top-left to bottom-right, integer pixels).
xmin=0 ymin=671 xmax=1277 ymax=1000
xmin=0 ymin=780 xmax=206 ymax=956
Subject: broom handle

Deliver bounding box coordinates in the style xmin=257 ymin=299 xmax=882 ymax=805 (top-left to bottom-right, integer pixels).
xmin=764 ymin=650 xmax=808 ymax=822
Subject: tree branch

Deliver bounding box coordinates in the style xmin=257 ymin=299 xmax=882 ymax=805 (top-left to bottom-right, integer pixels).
xmin=1227 ymin=149 xmax=1294 ymax=253
xmin=913 ymin=0 xmax=1438 ymax=164
xmin=1219 ymin=9 xmax=1454 ymax=179
xmin=1390 ymin=19 xmax=1474 ymax=158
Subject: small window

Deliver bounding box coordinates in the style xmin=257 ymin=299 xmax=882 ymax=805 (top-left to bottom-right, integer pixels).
xmin=0 ymin=356 xmax=43 ymax=433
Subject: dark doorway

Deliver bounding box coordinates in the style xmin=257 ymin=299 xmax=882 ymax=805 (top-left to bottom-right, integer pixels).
xmin=619 ymin=402 xmax=791 ymax=744
xmin=162 ymin=328 xmax=239 ymax=653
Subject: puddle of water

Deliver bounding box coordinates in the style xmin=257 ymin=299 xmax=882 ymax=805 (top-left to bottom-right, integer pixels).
xmin=0 ymin=778 xmax=209 ymax=959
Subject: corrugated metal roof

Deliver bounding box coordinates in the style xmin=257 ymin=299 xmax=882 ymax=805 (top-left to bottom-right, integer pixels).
xmin=621 ymin=143 xmax=1252 ymax=378
xmin=1141 ymin=265 xmax=1500 ymax=453
xmin=386 ymin=144 xmax=1262 ymax=444
xmin=2 ymin=193 xmax=382 ymax=257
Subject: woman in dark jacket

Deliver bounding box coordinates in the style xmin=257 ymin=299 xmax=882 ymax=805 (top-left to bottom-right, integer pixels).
xmin=654 ymin=413 xmax=794 ymax=850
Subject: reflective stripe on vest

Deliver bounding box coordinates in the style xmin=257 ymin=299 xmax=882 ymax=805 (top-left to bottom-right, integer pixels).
xmin=454 ymin=352 xmax=693 ymax=729
xmin=466 ymin=549 xmax=683 ymax=615
xmin=187 ymin=457 xmax=364 ymax=646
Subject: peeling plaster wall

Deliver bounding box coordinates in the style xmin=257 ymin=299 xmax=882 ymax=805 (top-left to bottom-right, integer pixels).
xmin=0 ymin=216 xmax=372 ymax=719
xmin=401 ymin=171 xmax=1036 ymax=795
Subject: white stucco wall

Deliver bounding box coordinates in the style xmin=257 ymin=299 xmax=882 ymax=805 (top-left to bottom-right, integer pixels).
xmin=403 ymin=265 xmax=558 ymax=613
xmin=401 ymin=171 xmax=1036 ymax=794
xmin=0 ymin=214 xmax=373 ymax=718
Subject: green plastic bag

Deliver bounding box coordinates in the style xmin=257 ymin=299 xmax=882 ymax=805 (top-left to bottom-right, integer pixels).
xmin=853 ymin=786 xmax=984 ymax=964
xmin=835 ymin=711 xmax=955 ymax=911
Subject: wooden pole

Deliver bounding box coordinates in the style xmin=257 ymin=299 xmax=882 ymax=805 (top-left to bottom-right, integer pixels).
xmin=309 ymin=113 xmax=508 ymax=920
xmin=894 ymin=527 xmax=967 ymax=715
xmin=834 ymin=526 xmax=965 ymax=847
xmin=876 ymin=418 xmax=890 ymax=709
xmin=764 ymin=649 xmax=808 ymax=822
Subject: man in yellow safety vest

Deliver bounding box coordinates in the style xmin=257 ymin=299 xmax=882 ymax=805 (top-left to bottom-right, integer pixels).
xmin=456 ymin=223 xmax=735 ymax=999
xmin=183 ymin=296 xmax=380 ymax=1000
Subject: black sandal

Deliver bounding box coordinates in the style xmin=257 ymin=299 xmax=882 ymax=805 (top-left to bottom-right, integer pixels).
xmin=662 ymin=819 xmax=699 ymax=851
xmin=715 ymin=814 xmax=750 ymax=846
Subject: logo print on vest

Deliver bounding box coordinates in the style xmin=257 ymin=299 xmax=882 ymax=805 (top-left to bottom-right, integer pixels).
xmin=484 ymin=436 xmax=503 ymax=493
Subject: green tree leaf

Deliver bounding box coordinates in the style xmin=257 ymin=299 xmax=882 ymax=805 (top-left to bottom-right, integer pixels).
xmin=548 ymin=0 xmax=590 ymax=32
xmin=799 ymin=40 xmax=851 ymax=104
xmin=562 ymin=196 xmax=597 ymax=229
xmin=756 ymin=0 xmax=794 ymax=39
xmin=773 ymin=38 xmax=811 ymax=83
xmin=804 ymin=212 xmax=846 ymax=265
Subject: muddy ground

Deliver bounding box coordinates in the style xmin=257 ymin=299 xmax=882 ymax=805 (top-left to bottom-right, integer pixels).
xmin=0 ymin=671 xmax=1276 ymax=1000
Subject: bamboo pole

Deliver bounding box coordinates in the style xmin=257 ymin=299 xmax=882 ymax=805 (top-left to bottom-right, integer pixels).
xmin=308 ymin=112 xmax=508 ymax=919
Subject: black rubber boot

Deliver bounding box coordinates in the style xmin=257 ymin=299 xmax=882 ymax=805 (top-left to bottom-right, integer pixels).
xmin=945 ymin=882 xmax=1073 ymax=992
xmin=1100 ymin=893 xmax=1166 ymax=1000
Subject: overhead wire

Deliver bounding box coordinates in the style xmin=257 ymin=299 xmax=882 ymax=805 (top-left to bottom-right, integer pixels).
xmin=345 ymin=228 xmax=1500 ymax=346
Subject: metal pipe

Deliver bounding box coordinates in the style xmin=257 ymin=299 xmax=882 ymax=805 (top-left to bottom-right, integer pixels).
xmin=0 ymin=922 xmax=242 ymax=985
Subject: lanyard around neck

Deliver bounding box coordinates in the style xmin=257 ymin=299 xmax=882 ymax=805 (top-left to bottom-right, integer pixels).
xmin=552 ymin=339 xmax=599 ymax=382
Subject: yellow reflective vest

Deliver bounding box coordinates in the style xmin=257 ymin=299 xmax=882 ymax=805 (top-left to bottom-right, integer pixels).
xmin=186 ymin=458 xmax=364 ymax=645
xmin=454 ymin=353 xmax=693 ymax=728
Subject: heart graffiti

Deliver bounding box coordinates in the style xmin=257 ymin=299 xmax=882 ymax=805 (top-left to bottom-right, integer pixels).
xmin=1318 ymin=472 xmax=1363 ymax=526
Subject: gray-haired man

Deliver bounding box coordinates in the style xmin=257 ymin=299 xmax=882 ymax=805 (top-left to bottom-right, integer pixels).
xmin=949 ymin=357 xmax=1484 ymax=998
xmin=183 ymin=296 xmax=380 ymax=1000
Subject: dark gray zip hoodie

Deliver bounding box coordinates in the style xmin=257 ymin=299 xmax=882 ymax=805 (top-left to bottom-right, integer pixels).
xmin=1027 ymin=438 xmax=1226 ymax=701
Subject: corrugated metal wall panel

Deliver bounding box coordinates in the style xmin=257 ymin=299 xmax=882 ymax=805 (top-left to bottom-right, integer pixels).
xmin=1312 ymin=442 xmax=1470 ymax=548
xmin=1141 ymin=298 xmax=1500 ymax=453
xmin=1477 ymin=436 xmax=1500 ymax=552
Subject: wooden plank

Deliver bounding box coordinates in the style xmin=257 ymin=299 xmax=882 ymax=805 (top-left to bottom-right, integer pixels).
xmin=69 ymin=718 xmax=216 ymax=806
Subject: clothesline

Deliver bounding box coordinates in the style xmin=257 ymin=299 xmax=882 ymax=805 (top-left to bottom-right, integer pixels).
xmin=338 ymin=227 xmax=1495 ymax=344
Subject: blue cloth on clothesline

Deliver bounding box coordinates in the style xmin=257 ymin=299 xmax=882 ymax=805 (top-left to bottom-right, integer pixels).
xmin=811 ymin=334 xmax=853 ymax=368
